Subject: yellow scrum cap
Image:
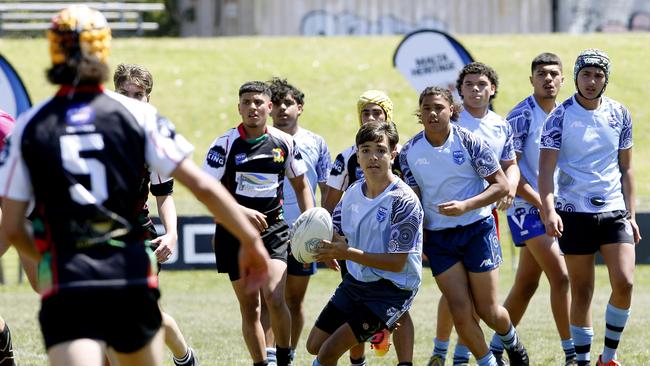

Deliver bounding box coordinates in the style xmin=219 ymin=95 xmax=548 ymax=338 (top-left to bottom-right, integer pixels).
xmin=357 ymin=90 xmax=394 ymax=125
xmin=48 ymin=5 xmax=111 ymax=66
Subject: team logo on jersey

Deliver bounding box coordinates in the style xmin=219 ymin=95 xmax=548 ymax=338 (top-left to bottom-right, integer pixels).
xmin=354 ymin=166 xmax=364 ymax=180
xmin=376 ymin=207 xmax=388 ymax=222
xmin=65 ymin=104 xmax=95 ymax=125
xmin=272 ymin=148 xmax=285 ymax=163
xmin=206 ymin=145 xmax=226 ymax=168
xmin=452 ymin=150 xmax=465 ymax=165
xmin=235 ymin=153 xmax=247 ymax=165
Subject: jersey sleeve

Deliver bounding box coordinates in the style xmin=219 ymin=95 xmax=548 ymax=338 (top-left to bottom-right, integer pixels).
xmin=326 ymin=152 xmax=348 ymax=190
xmin=143 ymin=114 xmax=194 ymax=178
xmin=399 ymin=140 xmax=418 ymax=188
xmin=316 ymin=136 xmax=331 ymax=183
xmin=0 ymin=118 xmax=33 ymax=201
xmin=540 ymin=106 xmax=565 ymax=150
xmin=284 ymin=136 xmax=308 ymax=179
xmin=500 ymin=120 xmax=516 ymax=161
xmin=507 ymin=109 xmax=530 ymax=154
xmin=460 ymin=129 xmax=500 ymax=178
xmin=619 ymin=106 xmax=633 ymax=150
xmin=332 ymin=200 xmax=343 ymax=236
xmin=149 ymin=168 xmax=174 ymax=196
xmin=203 ymin=134 xmax=230 ymax=181
xmin=388 ymin=191 xmax=422 ymax=253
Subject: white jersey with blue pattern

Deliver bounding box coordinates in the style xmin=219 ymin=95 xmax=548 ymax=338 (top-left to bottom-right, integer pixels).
xmin=457 ymin=109 xmax=516 ymax=162
xmin=332 ymin=179 xmax=423 ymax=291
xmin=400 ymin=124 xmax=500 ymax=231
xmin=540 ymin=95 xmax=633 ymax=213
xmin=282 ymin=127 xmax=331 ymax=226
xmin=506 ymin=95 xmax=557 ymax=214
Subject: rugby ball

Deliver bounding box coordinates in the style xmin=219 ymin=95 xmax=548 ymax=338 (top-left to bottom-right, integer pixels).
xmin=290 ymin=207 xmax=333 ymax=264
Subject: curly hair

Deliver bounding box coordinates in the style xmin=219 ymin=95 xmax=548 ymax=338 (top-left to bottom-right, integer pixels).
xmin=456 ymin=62 xmax=499 ymax=100
xmin=416 ymin=86 xmax=462 ymax=122
xmin=268 ymin=77 xmax=305 ymax=106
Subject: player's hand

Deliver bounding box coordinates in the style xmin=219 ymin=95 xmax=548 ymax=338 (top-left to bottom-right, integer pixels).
xmin=629 ymin=218 xmax=642 ymax=244
xmin=314 ymin=232 xmax=348 ymax=261
xmin=238 ymin=237 xmax=270 ymax=294
xmin=438 ymin=201 xmax=468 ymax=216
xmin=243 ymin=207 xmax=268 ymax=232
xmin=542 ymin=210 xmax=563 ymax=238
xmin=151 ymin=233 xmax=178 ymax=263
xmin=324 ymin=259 xmax=340 ymax=271
xmin=496 ymin=191 xmax=515 ymax=211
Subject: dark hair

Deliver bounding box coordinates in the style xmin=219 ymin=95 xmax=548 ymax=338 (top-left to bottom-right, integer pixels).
xmin=46 ymin=59 xmax=109 ymax=85
xmin=239 ymin=81 xmax=272 ymax=98
xmin=416 ymin=86 xmax=462 ymax=122
xmin=268 ymin=77 xmax=305 ymax=106
xmin=531 ymin=52 xmax=563 ymax=74
xmin=355 ymin=122 xmax=399 ymax=151
xmin=456 ymin=62 xmax=499 ymax=100
xmin=113 ymin=63 xmax=153 ymax=94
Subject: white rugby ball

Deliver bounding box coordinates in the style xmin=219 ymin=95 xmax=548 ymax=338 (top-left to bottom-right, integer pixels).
xmin=290 ymin=207 xmax=333 ymax=264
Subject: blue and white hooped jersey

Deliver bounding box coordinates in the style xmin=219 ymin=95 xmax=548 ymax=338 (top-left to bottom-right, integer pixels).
xmin=457 ymin=109 xmax=515 ymax=163
xmin=282 ymin=127 xmax=331 ymax=226
xmin=506 ymin=95 xmax=557 ymax=214
xmin=332 ymin=179 xmax=423 ymax=291
xmin=540 ymin=95 xmax=633 ymax=213
xmin=400 ymin=125 xmax=500 ymax=231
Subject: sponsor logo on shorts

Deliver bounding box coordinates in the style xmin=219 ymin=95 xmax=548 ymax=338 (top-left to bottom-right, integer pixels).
xmin=452 ymin=150 xmax=465 ymax=165
xmin=386 ymin=307 xmax=397 ymax=317
xmin=480 ymin=258 xmax=494 ymax=267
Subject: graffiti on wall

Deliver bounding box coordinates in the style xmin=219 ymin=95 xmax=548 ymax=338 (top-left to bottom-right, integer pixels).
xmin=300 ymin=10 xmax=447 ymax=36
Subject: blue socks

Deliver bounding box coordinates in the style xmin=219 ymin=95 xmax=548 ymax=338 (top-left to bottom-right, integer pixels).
xmin=433 ymin=337 xmax=449 ymax=360
xmin=453 ymin=343 xmax=471 ymax=365
xmin=477 ymin=352 xmax=498 ymax=366
xmin=497 ymin=324 xmax=519 ymax=350
xmin=562 ymin=338 xmax=576 ymax=362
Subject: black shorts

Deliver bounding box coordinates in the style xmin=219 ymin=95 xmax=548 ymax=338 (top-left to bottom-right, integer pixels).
xmin=315 ymin=274 xmax=414 ymax=343
xmin=558 ymin=210 xmax=635 ymax=255
xmin=39 ymin=288 xmax=161 ymax=353
xmin=214 ymin=219 xmax=289 ymax=281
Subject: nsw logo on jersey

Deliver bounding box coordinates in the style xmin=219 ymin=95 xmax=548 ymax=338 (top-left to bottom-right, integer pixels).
xmin=66 ymin=104 xmax=95 ymax=125
xmin=452 ymin=150 xmax=465 ymax=165
xmin=206 ymin=145 xmax=226 ymax=168
xmin=272 ymin=147 xmax=285 ymax=163
xmin=376 ymin=206 xmax=388 ymax=222
xmin=235 ymin=172 xmax=279 ymax=198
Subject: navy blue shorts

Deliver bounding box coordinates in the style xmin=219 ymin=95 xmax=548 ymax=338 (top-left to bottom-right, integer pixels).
xmin=315 ymin=274 xmax=415 ymax=342
xmin=507 ymin=204 xmax=547 ymax=247
xmin=424 ymin=216 xmax=502 ymax=276
xmin=557 ymin=210 xmax=634 ymax=255
xmin=287 ymin=252 xmax=317 ymax=276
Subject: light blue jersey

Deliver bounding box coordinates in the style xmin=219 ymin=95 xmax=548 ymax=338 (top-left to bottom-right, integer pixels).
xmin=540 ymin=95 xmax=632 ymax=213
xmin=400 ymin=125 xmax=500 ymax=231
xmin=506 ymin=95 xmax=557 ymax=215
xmin=282 ymin=127 xmax=330 ymax=225
xmin=457 ymin=109 xmax=516 ymax=163
xmin=332 ymin=179 xmax=423 ymax=291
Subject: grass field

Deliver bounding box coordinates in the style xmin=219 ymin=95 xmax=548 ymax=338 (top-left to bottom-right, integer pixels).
xmin=0 ymin=33 xmax=649 ymax=365
xmin=0 ymin=33 xmax=649 ymax=213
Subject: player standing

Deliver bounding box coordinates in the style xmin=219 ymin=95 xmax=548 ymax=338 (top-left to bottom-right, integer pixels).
xmin=113 ymin=63 xmax=198 ymax=366
xmin=0 ymin=6 xmax=268 ymax=366
xmin=539 ymin=49 xmax=640 ymax=366
xmin=307 ymin=121 xmax=423 ymax=366
xmin=489 ymin=52 xmax=576 ymax=365
xmin=203 ymin=81 xmax=314 ymax=366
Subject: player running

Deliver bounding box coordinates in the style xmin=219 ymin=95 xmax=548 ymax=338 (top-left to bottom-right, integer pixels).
xmin=307 ymin=121 xmax=423 ymax=366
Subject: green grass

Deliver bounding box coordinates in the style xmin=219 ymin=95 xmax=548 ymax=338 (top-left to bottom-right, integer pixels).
xmin=0 ymin=34 xmax=649 ymax=364
xmin=0 ymin=33 xmax=649 ymax=213
xmin=2 ymin=253 xmax=650 ymax=365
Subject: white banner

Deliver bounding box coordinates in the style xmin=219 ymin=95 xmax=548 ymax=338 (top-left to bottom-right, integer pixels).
xmin=393 ymin=30 xmax=473 ymax=95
